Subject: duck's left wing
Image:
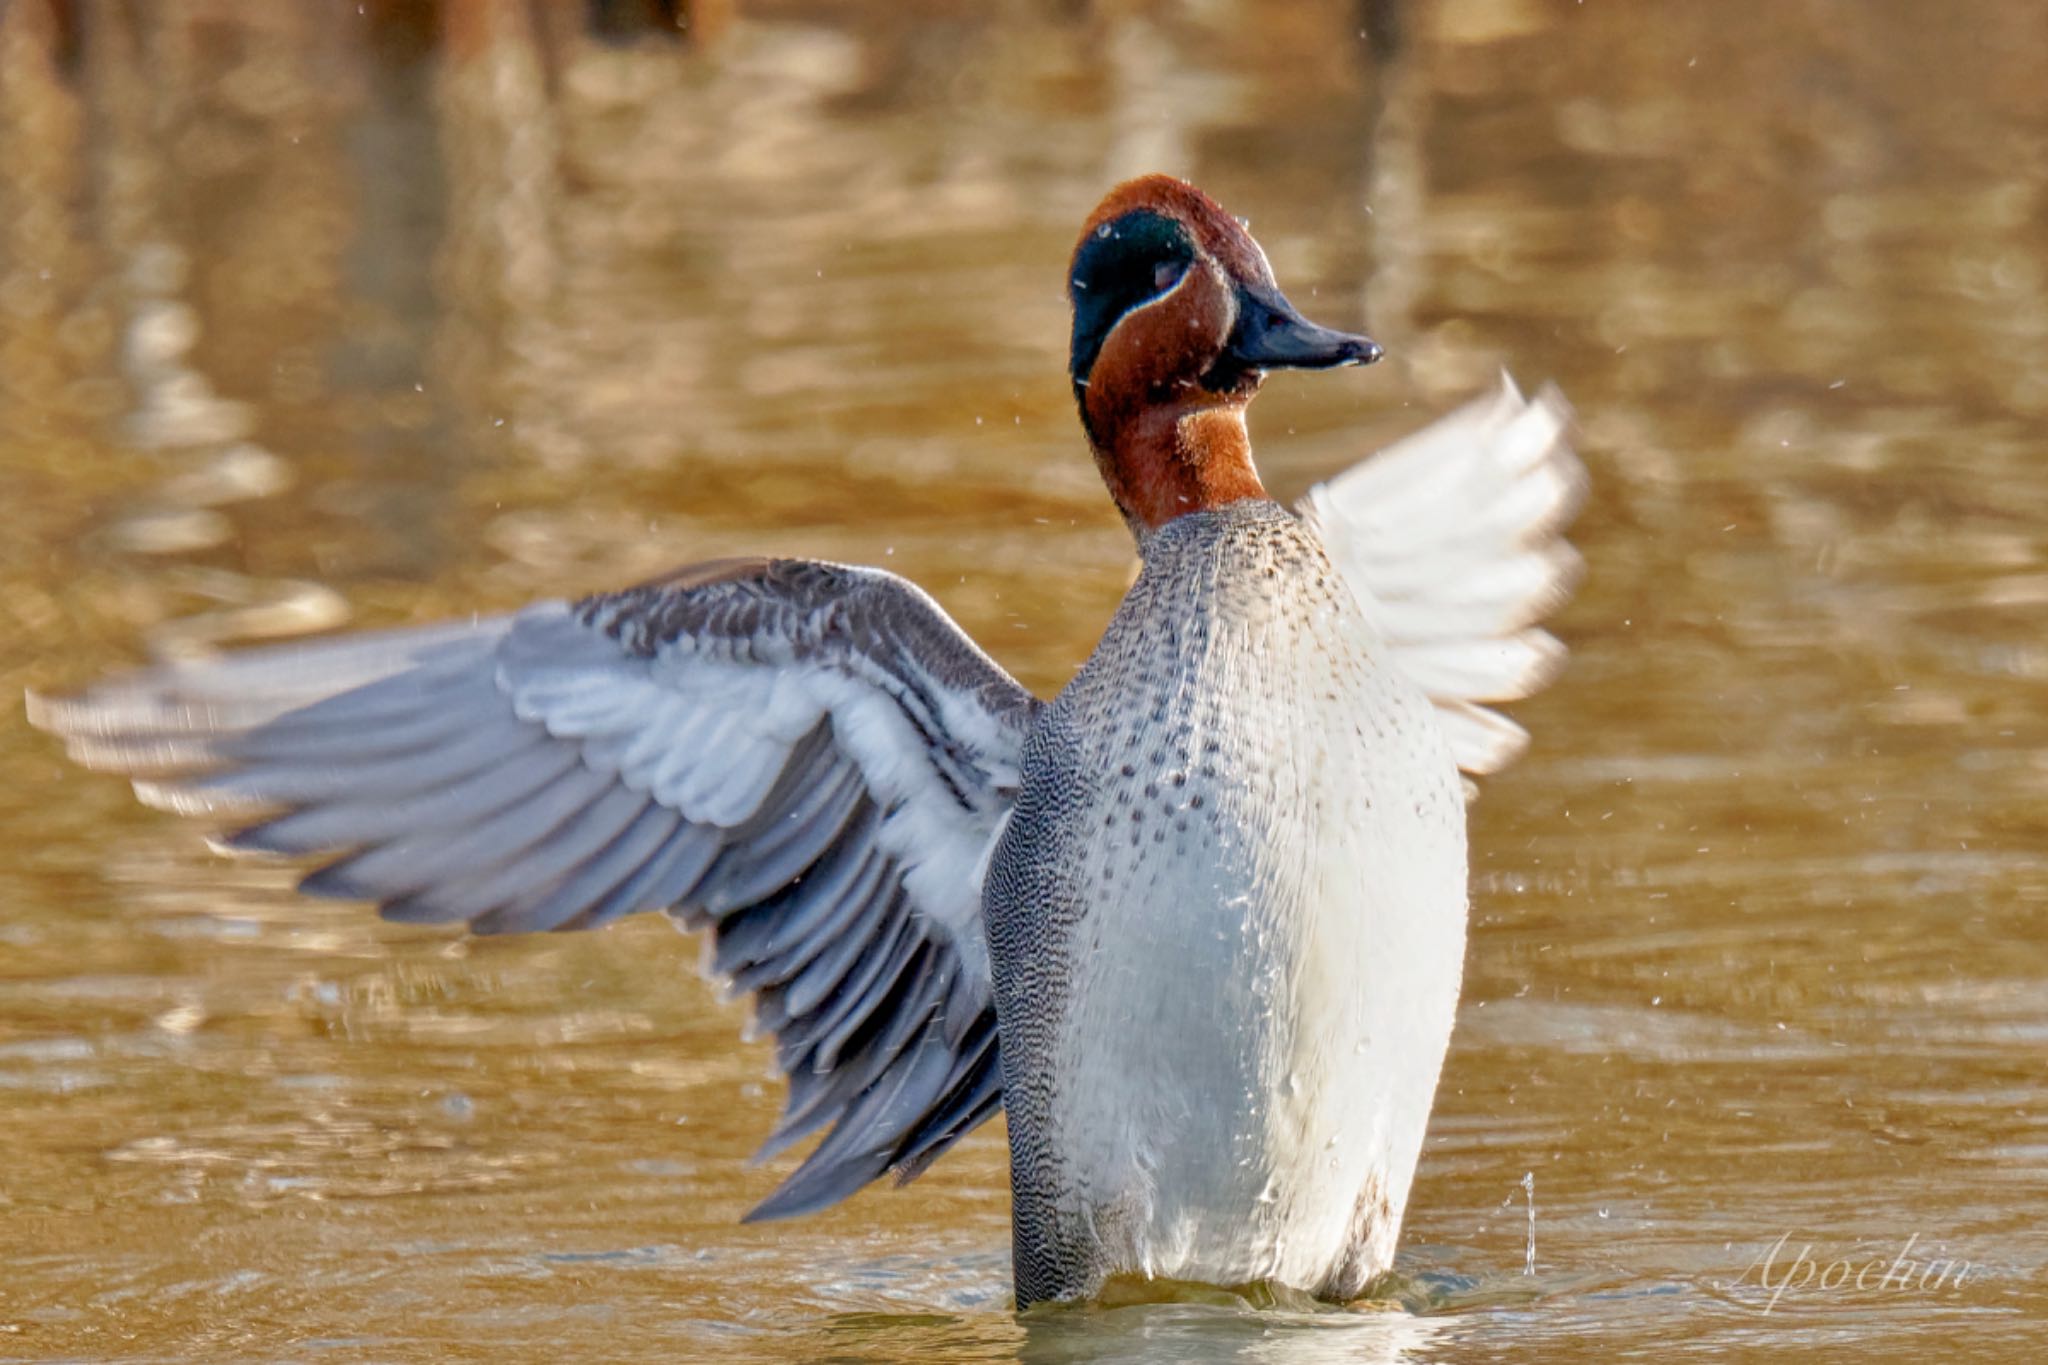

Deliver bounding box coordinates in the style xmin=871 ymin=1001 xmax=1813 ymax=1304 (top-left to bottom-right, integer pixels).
xmin=29 ymin=557 xmax=1037 ymax=1219
xmin=1298 ymin=376 xmax=1585 ymax=779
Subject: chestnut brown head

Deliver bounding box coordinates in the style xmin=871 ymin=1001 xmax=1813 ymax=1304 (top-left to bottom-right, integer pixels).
xmin=1067 ymin=176 xmax=1380 ymax=533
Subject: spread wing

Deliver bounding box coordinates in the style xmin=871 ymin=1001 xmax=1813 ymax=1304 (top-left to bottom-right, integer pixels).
xmin=1299 ymin=375 xmax=1585 ymax=778
xmin=28 ymin=557 xmax=1037 ymax=1219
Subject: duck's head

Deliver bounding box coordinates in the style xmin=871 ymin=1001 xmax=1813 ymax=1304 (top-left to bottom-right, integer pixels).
xmin=1068 ymin=175 xmax=1381 ymax=535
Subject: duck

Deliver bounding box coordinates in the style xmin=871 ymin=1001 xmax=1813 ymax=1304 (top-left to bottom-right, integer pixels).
xmin=30 ymin=174 xmax=1583 ymax=1310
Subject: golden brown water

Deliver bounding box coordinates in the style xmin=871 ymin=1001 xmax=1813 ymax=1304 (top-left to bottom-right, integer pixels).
xmin=3 ymin=1 xmax=2045 ymax=1360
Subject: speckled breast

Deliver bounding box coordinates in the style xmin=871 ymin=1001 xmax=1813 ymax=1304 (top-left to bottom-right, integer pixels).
xmin=985 ymin=499 xmax=1470 ymax=1305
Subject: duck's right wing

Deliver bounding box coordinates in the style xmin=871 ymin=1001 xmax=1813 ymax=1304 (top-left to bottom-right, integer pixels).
xmin=29 ymin=557 xmax=1038 ymax=1220
xmin=1299 ymin=376 xmax=1585 ymax=779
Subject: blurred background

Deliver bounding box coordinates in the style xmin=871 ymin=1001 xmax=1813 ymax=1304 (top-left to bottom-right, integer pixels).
xmin=1 ymin=0 xmax=2044 ymax=1360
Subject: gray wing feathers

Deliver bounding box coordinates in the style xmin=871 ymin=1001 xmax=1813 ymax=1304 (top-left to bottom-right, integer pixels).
xmin=29 ymin=558 xmax=1037 ymax=1218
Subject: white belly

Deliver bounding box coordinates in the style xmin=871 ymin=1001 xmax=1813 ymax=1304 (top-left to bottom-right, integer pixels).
xmin=1042 ymin=642 xmax=1468 ymax=1295
xmin=985 ymin=504 xmax=1474 ymax=1302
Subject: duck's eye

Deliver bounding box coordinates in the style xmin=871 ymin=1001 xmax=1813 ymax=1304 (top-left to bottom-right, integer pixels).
xmin=1069 ymin=208 xmax=1199 ymax=383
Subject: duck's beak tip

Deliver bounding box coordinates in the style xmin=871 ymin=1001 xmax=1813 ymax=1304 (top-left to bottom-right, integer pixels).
xmin=1226 ymin=287 xmax=1384 ymax=373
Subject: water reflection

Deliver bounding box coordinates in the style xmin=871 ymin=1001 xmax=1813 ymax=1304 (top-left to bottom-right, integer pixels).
xmin=3 ymin=0 xmax=2046 ymax=1360
xmin=1010 ymin=1300 xmax=1443 ymax=1365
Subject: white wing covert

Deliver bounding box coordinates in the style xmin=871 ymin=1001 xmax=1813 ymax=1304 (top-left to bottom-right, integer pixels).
xmin=1299 ymin=375 xmax=1585 ymax=779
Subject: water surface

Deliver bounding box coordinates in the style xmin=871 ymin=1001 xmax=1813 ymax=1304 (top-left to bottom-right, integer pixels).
xmin=1 ymin=1 xmax=2044 ymax=1360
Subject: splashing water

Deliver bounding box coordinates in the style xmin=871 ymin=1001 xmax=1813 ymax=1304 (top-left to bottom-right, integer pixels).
xmin=1522 ymin=1172 xmax=1536 ymax=1276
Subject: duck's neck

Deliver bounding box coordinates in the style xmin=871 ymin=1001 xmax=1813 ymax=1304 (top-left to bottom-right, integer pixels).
xmin=1089 ymin=403 xmax=1268 ymax=535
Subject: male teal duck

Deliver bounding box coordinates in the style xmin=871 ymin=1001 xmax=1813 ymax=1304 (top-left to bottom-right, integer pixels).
xmin=32 ymin=174 xmax=1583 ymax=1308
